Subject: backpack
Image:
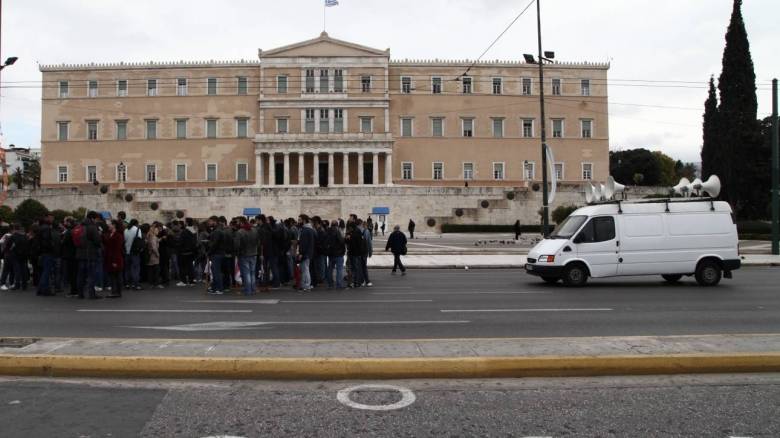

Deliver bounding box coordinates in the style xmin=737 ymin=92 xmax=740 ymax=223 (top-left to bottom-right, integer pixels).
xmin=71 ymin=224 xmax=85 ymax=247
xmin=130 ymin=229 xmax=145 ymax=255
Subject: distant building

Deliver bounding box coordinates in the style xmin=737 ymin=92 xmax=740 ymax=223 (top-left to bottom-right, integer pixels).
xmin=39 ymin=32 xmax=609 ymax=188
xmin=2 ymin=145 xmax=38 ymax=173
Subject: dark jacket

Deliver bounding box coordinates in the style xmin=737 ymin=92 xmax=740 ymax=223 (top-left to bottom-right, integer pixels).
xmin=208 ymin=226 xmax=229 ymax=256
xmin=179 ymin=227 xmax=198 ymax=255
xmin=386 ymin=230 xmax=408 ymax=255
xmin=102 ymin=230 xmax=125 ymax=273
xmin=235 ymin=227 xmax=259 ymax=257
xmin=257 ymin=223 xmax=274 ymax=258
xmin=325 ymin=227 xmax=346 ymax=257
xmin=346 ymin=227 xmax=365 ymax=256
xmin=9 ymin=231 xmax=30 ymax=258
xmin=408 ymin=220 xmax=416 ymax=232
xmin=38 ymin=223 xmax=61 ymax=257
xmin=60 ymin=228 xmax=77 ymax=260
xmin=298 ymin=225 xmax=316 ymax=261
xmin=75 ymin=219 xmax=101 ymax=261
xmin=315 ymin=226 xmax=328 ymax=257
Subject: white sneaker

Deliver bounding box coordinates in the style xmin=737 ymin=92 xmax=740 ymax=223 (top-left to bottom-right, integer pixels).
xmin=0 ymin=285 xmax=7 ymax=291
xmin=366 ymin=282 xmax=373 ymax=287
xmin=94 ymin=287 xmax=103 ymax=292
xmin=176 ymin=282 xmax=186 ymax=287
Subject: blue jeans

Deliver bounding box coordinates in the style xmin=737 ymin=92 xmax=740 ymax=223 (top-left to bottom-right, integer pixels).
xmin=37 ymin=255 xmax=55 ymax=294
xmin=77 ymin=259 xmax=98 ymax=297
xmin=327 ymin=255 xmax=345 ymax=288
xmin=316 ymin=255 xmax=327 ymax=283
xmin=124 ymin=254 xmax=140 ymax=287
xmin=239 ymin=255 xmax=257 ymax=294
xmin=300 ymin=257 xmax=311 ymax=290
xmin=210 ymin=255 xmax=225 ymax=291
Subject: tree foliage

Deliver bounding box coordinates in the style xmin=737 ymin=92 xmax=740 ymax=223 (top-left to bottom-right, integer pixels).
xmin=14 ymin=199 xmax=48 ymax=228
xmin=0 ymin=205 xmax=14 ymax=224
xmin=609 ymin=149 xmax=661 ymax=186
xmin=701 ymin=76 xmax=720 ymax=181
xmin=551 ymin=205 xmax=580 ymax=224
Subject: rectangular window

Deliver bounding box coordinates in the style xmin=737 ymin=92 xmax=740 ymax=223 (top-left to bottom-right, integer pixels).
xmin=147 ymin=79 xmax=158 ymax=96
xmin=581 ymin=119 xmax=593 ymax=138
xmin=361 ymin=75 xmax=371 ymax=93
xmin=59 ymin=81 xmax=69 ymax=98
xmin=334 ymin=69 xmax=344 ymax=92
xmin=206 ymin=119 xmax=217 ymax=139
xmin=146 ymin=120 xmax=157 ymax=139
xmin=462 ymin=77 xmax=472 ymax=94
xmin=492 ymin=77 xmax=502 ymax=95
xmin=117 ymin=164 xmax=127 ymax=182
xmin=236 ymin=119 xmax=248 ymax=138
xmin=554 ymin=163 xmax=564 ymax=180
xmin=176 ymin=119 xmax=187 ymax=139
xmin=117 ymin=79 xmax=128 ymax=97
xmin=207 ymin=77 xmax=217 ymax=95
xmin=522 ymin=119 xmax=534 ymax=138
xmin=552 ymin=119 xmax=564 ymax=138
xmin=57 ymin=122 xmax=69 ymax=141
xmin=320 ymin=69 xmax=329 ymax=93
xmin=237 ymin=76 xmax=248 ymax=95
xmin=276 ymin=75 xmax=287 ymax=94
xmin=360 ymin=117 xmax=372 ymax=134
xmin=177 ymin=78 xmax=188 ymax=96
xmin=431 ymin=118 xmax=443 ymax=137
xmin=88 ymin=80 xmax=98 ymax=98
xmin=305 ymin=69 xmax=315 ymax=92
xmin=462 ymin=118 xmax=473 ymax=137
xmin=58 ymin=166 xmax=68 ymax=183
xmin=334 ymin=109 xmax=344 ymax=133
xmin=552 ymin=78 xmax=561 ymax=96
xmin=176 ymin=164 xmax=186 ymax=181
xmin=581 ymin=79 xmax=590 ymax=96
xmin=87 ymin=166 xmax=97 ymax=184
xmin=116 ymin=120 xmax=127 ymax=140
xmin=433 ymin=162 xmax=443 ymax=180
xmin=522 ymin=78 xmax=532 ymax=95
xmin=402 ymin=162 xmax=413 ymax=180
xmin=492 ymin=118 xmax=504 ymax=138
xmin=319 ymin=109 xmax=329 ymax=133
xmin=305 ymin=109 xmax=315 ymax=133
xmin=493 ymin=162 xmax=505 ymax=180
xmin=463 ymin=162 xmax=474 ymax=180
xmin=146 ymin=164 xmax=157 ymax=182
xmin=401 ymin=76 xmax=412 ymax=93
xmin=206 ymin=163 xmax=217 ymax=181
xmin=401 ymin=118 xmax=413 ymax=137
xmin=582 ymin=163 xmax=593 ymax=180
xmin=524 ymin=161 xmax=535 ymax=180
xmin=276 ymin=118 xmax=288 ymax=134
xmin=431 ymin=77 xmax=442 ymax=94
xmin=236 ymin=163 xmax=248 ymax=182
xmin=87 ymin=121 xmax=98 ymax=141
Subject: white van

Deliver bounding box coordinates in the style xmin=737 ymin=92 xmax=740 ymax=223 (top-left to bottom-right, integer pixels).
xmin=525 ymin=199 xmax=741 ymax=286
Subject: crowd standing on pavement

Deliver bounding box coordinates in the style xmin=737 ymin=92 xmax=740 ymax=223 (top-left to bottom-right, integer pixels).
xmin=0 ymin=210 xmax=409 ymax=299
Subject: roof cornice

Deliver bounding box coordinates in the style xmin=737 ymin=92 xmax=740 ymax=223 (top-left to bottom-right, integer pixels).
xmin=39 ymin=59 xmax=261 ymax=72
xmin=259 ymin=31 xmax=389 ymax=58
xmin=389 ymin=59 xmax=610 ymax=69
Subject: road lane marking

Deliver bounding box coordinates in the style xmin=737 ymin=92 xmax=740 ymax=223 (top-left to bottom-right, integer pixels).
xmin=337 ymin=384 xmax=416 ymax=411
xmin=280 ymin=299 xmax=433 ymax=303
xmin=440 ymin=308 xmax=613 ymax=313
xmin=78 ymin=309 xmax=252 ymax=313
xmin=372 ymin=291 xmax=549 ymax=295
xmin=184 ymin=300 xmax=280 ymax=304
xmin=124 ymin=320 xmax=470 ymax=331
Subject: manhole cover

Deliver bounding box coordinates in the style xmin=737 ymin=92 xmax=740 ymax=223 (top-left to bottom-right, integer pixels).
xmin=0 ymin=338 xmax=39 ymax=348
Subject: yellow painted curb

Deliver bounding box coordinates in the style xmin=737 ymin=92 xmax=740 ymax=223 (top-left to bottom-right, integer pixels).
xmin=2 ymin=353 xmax=780 ymax=380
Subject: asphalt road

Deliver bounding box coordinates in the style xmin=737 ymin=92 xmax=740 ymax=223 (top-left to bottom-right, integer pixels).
xmin=0 ymin=374 xmax=777 ymax=437
xmin=0 ymin=267 xmax=779 ymax=339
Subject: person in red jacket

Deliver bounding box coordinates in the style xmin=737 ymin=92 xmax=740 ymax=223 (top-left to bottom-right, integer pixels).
xmin=102 ymin=220 xmax=125 ymax=298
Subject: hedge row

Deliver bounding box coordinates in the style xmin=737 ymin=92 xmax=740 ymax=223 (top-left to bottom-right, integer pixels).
xmin=441 ymin=224 xmax=548 ymax=233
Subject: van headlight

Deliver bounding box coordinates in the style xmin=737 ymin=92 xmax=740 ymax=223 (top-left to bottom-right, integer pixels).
xmin=537 ymin=255 xmax=555 ymax=263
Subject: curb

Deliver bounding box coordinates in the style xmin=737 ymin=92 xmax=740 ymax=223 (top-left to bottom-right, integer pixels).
xmin=2 ymin=353 xmax=780 ymax=380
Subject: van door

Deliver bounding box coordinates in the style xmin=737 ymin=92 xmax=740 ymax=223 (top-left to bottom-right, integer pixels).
xmin=573 ymin=216 xmax=619 ymax=277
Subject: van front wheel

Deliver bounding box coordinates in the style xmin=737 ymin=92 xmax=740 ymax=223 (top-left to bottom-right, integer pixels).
xmin=662 ymin=274 xmax=683 ymax=283
xmin=695 ymin=260 xmax=722 ymax=287
xmin=562 ymin=264 xmax=588 ymax=287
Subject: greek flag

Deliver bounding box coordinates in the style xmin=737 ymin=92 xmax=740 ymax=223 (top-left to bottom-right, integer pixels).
xmin=325 ymin=0 xmax=339 ymax=6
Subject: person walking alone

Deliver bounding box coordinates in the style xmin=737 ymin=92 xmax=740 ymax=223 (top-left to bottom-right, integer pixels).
xmin=408 ymin=219 xmax=416 ymax=239
xmin=514 ymin=220 xmax=522 ymax=241
xmin=386 ymin=225 xmax=408 ymax=275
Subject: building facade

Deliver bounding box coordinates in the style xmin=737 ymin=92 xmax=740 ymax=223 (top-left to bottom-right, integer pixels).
xmin=40 ymin=33 xmax=609 ymax=189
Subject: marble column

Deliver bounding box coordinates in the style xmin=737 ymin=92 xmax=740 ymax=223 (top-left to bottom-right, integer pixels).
xmin=342 ymin=152 xmax=350 ymax=185
xmin=283 ymin=152 xmax=290 ymax=186
xmin=385 ymin=153 xmax=393 ymax=186
xmin=298 ymin=152 xmax=305 ymax=185
xmin=313 ymin=153 xmax=320 ymax=187
xmin=372 ymin=152 xmax=379 ymax=186
xmin=268 ymin=153 xmax=276 ymax=186
xmin=357 ymin=152 xmax=364 ymax=185
xmin=255 ymin=153 xmax=264 ymax=186
xmin=327 ymin=152 xmax=335 ymax=187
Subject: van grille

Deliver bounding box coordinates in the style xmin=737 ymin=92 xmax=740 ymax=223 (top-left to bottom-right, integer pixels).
xmin=527 ymin=258 xmax=537 ymax=263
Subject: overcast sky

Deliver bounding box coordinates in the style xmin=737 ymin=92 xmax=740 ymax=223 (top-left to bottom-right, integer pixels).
xmin=1 ymin=0 xmax=777 ymax=162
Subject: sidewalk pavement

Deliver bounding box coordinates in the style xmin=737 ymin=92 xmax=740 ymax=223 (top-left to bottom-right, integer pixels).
xmin=367 ymin=254 xmax=780 ymax=268
xmin=2 ymin=334 xmax=780 ymax=380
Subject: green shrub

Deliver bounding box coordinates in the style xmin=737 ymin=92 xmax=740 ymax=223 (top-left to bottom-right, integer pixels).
xmin=0 ymin=205 xmax=14 ymax=224
xmin=737 ymin=221 xmax=771 ymax=234
xmin=14 ymin=199 xmax=49 ymax=227
xmin=50 ymin=209 xmax=71 ymax=224
xmin=71 ymin=207 xmax=87 ymax=220
xmin=551 ymin=205 xmax=580 ymax=224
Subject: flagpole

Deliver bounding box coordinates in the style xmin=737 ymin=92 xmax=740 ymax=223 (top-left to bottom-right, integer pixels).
xmin=323 ymin=2 xmax=326 ymax=31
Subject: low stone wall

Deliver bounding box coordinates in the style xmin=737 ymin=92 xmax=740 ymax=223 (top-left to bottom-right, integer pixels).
xmin=3 ymin=184 xmax=667 ymax=231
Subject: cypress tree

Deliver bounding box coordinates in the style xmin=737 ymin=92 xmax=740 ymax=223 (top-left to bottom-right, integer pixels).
xmin=701 ymin=76 xmax=719 ymax=180
xmin=717 ymin=0 xmax=758 ymax=214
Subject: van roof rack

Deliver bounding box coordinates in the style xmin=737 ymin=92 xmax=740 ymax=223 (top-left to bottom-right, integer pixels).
xmin=587 ymin=197 xmax=718 ymax=212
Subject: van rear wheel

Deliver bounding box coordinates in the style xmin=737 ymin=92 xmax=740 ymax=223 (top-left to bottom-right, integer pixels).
xmin=562 ymin=264 xmax=588 ymax=287
xmin=541 ymin=276 xmax=559 ymax=284
xmin=662 ymin=274 xmax=683 ymax=283
xmin=695 ymin=260 xmax=722 ymax=287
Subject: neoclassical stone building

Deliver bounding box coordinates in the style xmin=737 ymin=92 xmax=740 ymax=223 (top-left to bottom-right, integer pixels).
xmin=40 ymin=33 xmax=609 ymax=189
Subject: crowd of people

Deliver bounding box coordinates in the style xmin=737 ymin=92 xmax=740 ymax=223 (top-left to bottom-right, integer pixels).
xmin=0 ymin=211 xmax=409 ymax=299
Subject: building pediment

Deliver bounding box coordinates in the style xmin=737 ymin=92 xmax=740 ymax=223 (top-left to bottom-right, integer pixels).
xmin=260 ymin=32 xmax=389 ymax=58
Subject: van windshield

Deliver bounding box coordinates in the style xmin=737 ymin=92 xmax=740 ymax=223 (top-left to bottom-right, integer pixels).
xmin=550 ymin=215 xmax=587 ymax=239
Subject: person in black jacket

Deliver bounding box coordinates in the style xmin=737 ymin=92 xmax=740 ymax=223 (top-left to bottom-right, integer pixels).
xmin=177 ymin=218 xmax=197 ymax=286
xmin=60 ymin=218 xmax=79 ymax=296
xmin=36 ymin=215 xmax=61 ymax=296
xmin=408 ymin=219 xmax=416 ymax=239
xmin=297 ymin=215 xmax=316 ymax=292
xmin=75 ymin=211 xmax=102 ymax=299
xmin=345 ymin=222 xmax=364 ymax=288
xmin=386 ymin=225 xmax=408 ymax=275
xmin=207 ymin=216 xmax=228 ymax=294
xmin=9 ymin=223 xmax=30 ymax=291
xmin=326 ymin=220 xmax=346 ymax=288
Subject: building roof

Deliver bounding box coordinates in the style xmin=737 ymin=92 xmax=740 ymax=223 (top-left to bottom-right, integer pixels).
xmin=259 ymin=31 xmax=390 ymax=58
